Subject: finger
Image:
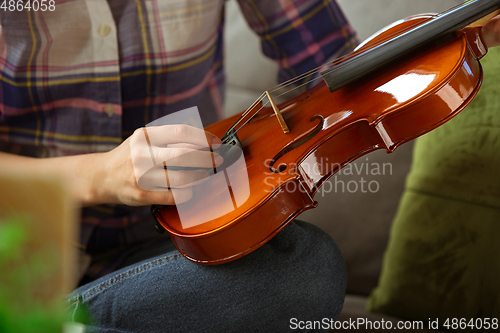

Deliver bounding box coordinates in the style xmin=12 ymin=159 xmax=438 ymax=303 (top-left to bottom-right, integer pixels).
xmin=157 ymin=148 xmax=224 ymax=168
xmin=130 ymin=138 xmax=212 ymax=178
xmin=137 ymin=167 xmax=210 ymax=190
xmin=140 ymin=188 xmax=193 ymax=205
xmin=130 ymin=130 xmax=158 ymax=181
xmin=145 ymin=125 xmax=221 ymax=148
xmin=165 ymin=143 xmax=206 ymax=150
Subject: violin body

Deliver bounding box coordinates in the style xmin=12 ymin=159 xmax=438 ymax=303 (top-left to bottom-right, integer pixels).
xmin=154 ymin=14 xmax=487 ymax=264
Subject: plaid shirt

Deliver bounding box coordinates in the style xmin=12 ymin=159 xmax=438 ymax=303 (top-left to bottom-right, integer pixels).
xmin=0 ymin=0 xmax=357 ymax=279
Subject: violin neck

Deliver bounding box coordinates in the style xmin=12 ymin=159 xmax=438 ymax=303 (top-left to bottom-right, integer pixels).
xmin=320 ymin=0 xmax=500 ymax=93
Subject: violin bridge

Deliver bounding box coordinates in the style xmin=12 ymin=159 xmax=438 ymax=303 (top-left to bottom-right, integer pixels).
xmin=266 ymin=90 xmax=290 ymax=134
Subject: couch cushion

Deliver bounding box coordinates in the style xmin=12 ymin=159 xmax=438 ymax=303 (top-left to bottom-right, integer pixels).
xmin=367 ymin=47 xmax=500 ymax=327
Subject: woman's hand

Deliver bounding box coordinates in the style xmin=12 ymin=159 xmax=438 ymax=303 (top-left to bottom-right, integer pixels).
xmin=97 ymin=124 xmax=223 ymax=207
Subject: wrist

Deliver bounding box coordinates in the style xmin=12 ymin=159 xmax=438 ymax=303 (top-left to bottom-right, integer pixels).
xmin=45 ymin=152 xmax=113 ymax=207
xmin=77 ymin=151 xmax=115 ymax=207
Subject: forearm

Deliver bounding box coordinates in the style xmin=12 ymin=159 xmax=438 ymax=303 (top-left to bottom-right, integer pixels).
xmin=0 ymin=151 xmax=111 ymax=206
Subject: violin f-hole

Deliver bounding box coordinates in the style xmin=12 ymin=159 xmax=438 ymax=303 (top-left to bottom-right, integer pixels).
xmin=269 ymin=115 xmax=325 ymax=173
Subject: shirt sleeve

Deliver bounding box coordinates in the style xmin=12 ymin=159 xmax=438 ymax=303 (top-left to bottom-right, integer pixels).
xmin=236 ymin=0 xmax=358 ymax=85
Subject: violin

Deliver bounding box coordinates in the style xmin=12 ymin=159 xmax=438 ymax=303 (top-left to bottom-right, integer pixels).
xmin=152 ymin=0 xmax=500 ymax=265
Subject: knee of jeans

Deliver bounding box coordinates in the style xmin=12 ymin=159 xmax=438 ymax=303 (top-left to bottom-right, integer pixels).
xmin=277 ymin=220 xmax=348 ymax=322
xmin=308 ymin=222 xmax=347 ymax=320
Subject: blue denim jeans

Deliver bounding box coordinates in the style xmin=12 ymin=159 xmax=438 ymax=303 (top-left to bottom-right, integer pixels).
xmin=68 ymin=220 xmax=347 ymax=332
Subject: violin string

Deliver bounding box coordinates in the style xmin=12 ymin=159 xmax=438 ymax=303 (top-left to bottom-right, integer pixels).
xmin=320 ymin=16 xmax=440 ymax=77
xmin=275 ymin=76 xmax=324 ymax=99
xmin=222 ymin=25 xmax=421 ymax=142
xmin=222 ymin=0 xmax=471 ymax=142
xmin=319 ymin=2 xmax=473 ymax=77
xmin=281 ymin=1 xmax=468 ymax=92
xmin=268 ymin=63 xmax=330 ymax=93
xmin=223 ymin=102 xmax=270 ymax=143
xmin=222 ymin=93 xmax=268 ymax=143
xmin=267 ymin=0 xmax=468 ymax=91
xmin=222 ymin=69 xmax=319 ymax=142
xmin=226 ymin=74 xmax=324 ymax=141
xmin=226 ymin=92 xmax=266 ymax=133
xmin=261 ymin=22 xmax=421 ymax=96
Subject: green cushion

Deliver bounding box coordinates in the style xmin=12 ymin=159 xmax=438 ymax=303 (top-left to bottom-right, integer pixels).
xmin=367 ymin=46 xmax=500 ymax=327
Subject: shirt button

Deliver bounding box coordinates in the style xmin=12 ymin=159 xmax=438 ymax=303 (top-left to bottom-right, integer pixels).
xmin=104 ymin=104 xmax=115 ymax=117
xmin=98 ymin=24 xmax=112 ymax=37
